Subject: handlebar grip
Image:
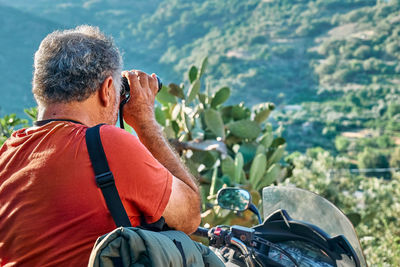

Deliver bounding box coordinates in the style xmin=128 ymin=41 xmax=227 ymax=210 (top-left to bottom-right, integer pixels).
xmin=193 ymin=227 xmax=209 ymax=237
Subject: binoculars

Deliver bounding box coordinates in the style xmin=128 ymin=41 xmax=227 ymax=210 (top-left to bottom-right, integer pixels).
xmin=121 ymin=76 xmax=162 ymax=97
xmin=118 ymin=75 xmax=162 ymax=130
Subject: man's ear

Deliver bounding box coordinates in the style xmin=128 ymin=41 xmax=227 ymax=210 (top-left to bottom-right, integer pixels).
xmin=98 ymin=76 xmax=114 ymax=107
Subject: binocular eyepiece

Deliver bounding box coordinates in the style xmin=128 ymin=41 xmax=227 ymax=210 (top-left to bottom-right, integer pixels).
xmin=121 ymin=76 xmax=162 ymax=97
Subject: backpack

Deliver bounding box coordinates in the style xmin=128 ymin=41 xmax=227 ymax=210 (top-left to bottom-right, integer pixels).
xmin=85 ymin=124 xmax=224 ymax=267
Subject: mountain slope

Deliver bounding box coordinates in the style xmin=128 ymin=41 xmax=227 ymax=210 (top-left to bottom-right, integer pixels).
xmin=0 ymin=0 xmax=399 ymax=157
xmin=0 ymin=5 xmax=61 ymax=116
xmin=278 ymin=2 xmax=400 ymax=152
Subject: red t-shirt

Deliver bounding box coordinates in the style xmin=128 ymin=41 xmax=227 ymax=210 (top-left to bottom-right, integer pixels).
xmin=0 ymin=121 xmax=172 ymax=266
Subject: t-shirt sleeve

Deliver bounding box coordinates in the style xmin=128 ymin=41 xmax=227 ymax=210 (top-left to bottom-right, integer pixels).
xmin=99 ymin=125 xmax=172 ymax=225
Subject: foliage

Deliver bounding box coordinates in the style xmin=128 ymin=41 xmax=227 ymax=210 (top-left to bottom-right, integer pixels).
xmin=3 ymin=0 xmax=378 ymax=114
xmin=1 ymin=0 xmax=399 ymax=263
xmin=1 ymin=60 xmax=398 ymax=265
xmin=0 ymin=114 xmax=28 ymax=145
xmin=284 ymin=149 xmax=400 ymax=266
xmin=335 ymin=136 xmax=350 ymax=152
xmin=154 ymin=59 xmax=289 ymax=225
xmin=0 ymin=108 xmax=36 ymax=146
xmin=390 ymin=147 xmax=400 ymax=169
xmin=24 ymin=107 xmax=38 ymax=121
xmin=2 ymin=0 xmax=400 ymax=162
xmin=357 ymin=147 xmax=390 ymax=170
xmin=269 ymin=1 xmax=400 ymax=164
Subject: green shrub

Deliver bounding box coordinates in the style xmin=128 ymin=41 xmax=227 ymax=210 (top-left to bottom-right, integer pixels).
xmin=354 ymin=45 xmax=372 ymax=59
xmin=332 ymin=68 xmax=357 ymax=83
xmin=357 ymin=147 xmax=390 ymax=171
xmin=387 ymin=102 xmax=400 ymax=118
xmin=390 ymin=147 xmax=400 ymax=169
xmin=0 ymin=114 xmax=28 ymax=146
xmin=335 ymin=136 xmax=350 ymax=152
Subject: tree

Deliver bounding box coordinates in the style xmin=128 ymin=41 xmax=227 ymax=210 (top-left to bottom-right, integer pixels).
xmin=390 ymin=147 xmax=400 ymax=168
xmin=354 ymin=45 xmax=372 ymax=59
xmin=335 ymin=136 xmax=350 ymax=152
xmin=387 ymin=103 xmax=400 ymax=118
xmin=357 ymin=147 xmax=389 ymax=170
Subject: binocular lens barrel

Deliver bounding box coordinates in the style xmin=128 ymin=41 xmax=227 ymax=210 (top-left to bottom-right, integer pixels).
xmin=121 ymin=76 xmax=162 ymax=96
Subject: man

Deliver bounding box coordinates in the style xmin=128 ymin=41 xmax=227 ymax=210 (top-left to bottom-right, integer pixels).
xmin=0 ymin=25 xmax=201 ymax=266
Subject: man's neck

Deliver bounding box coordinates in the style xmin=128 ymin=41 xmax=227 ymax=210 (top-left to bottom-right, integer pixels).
xmin=37 ymin=99 xmax=102 ymax=127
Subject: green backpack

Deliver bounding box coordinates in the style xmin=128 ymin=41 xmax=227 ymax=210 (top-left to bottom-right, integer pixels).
xmin=88 ymin=227 xmax=224 ymax=267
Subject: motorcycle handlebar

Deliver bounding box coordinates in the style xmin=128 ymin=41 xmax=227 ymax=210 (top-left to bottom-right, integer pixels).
xmin=193 ymin=227 xmax=209 ymax=237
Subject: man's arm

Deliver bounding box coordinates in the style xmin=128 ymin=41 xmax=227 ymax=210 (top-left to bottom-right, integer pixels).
xmin=121 ymin=70 xmax=201 ymax=234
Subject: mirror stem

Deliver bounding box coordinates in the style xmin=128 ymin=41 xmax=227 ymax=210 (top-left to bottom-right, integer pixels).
xmin=249 ymin=203 xmax=262 ymax=224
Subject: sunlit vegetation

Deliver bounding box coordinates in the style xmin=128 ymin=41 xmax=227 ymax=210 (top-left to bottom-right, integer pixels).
xmin=1 ymin=0 xmax=400 ymax=265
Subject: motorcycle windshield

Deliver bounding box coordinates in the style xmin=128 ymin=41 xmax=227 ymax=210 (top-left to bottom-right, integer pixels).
xmin=262 ymin=186 xmax=366 ymax=267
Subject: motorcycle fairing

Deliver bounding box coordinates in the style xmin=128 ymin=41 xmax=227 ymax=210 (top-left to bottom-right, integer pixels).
xmin=252 ymin=209 xmax=360 ymax=267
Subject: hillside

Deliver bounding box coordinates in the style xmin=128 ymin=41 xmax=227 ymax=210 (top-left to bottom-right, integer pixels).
xmin=2 ymin=0 xmax=382 ymax=106
xmin=1 ymin=2 xmax=400 ymax=264
xmin=0 ymin=0 xmax=165 ymax=79
xmin=125 ymin=0 xmax=380 ymax=104
xmin=0 ymin=4 xmax=61 ymax=115
xmin=277 ymin=2 xmax=400 ymax=157
xmin=0 ymin=0 xmax=399 ymax=157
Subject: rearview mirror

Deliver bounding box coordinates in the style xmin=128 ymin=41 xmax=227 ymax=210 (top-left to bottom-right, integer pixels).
xmin=217 ymin=188 xmax=251 ymax=211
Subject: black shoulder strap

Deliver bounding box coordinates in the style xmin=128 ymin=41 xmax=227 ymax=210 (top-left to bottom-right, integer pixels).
xmin=85 ymin=124 xmax=132 ymax=227
xmin=173 ymin=239 xmax=188 ymax=267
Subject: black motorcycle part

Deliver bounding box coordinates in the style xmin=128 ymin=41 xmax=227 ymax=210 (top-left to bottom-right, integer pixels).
xmin=209 ymin=227 xmax=232 ymax=249
xmin=252 ymin=209 xmax=361 ymax=267
xmin=193 ymin=227 xmax=209 ymax=237
xmin=231 ymin=225 xmax=255 ymax=246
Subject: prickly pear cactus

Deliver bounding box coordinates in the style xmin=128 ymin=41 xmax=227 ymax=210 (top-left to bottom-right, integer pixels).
xmin=154 ymin=57 xmax=290 ymax=226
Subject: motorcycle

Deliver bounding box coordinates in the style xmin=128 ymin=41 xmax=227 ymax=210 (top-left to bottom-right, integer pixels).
xmin=193 ymin=186 xmax=367 ymax=267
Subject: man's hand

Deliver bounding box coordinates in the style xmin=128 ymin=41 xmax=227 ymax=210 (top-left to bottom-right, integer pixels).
xmin=121 ymin=70 xmax=158 ymax=130
xmin=121 ymin=69 xmax=201 ymax=234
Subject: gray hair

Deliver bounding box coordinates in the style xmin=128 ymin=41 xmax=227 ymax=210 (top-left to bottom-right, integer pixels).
xmin=33 ymin=25 xmax=122 ymax=104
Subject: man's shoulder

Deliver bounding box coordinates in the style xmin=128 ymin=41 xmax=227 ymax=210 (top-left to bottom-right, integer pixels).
xmin=97 ymin=124 xmax=142 ymax=151
xmin=99 ymin=125 xmax=137 ymax=140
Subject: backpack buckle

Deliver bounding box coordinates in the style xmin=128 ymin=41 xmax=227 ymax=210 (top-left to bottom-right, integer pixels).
xmin=95 ymin=171 xmax=115 ymax=188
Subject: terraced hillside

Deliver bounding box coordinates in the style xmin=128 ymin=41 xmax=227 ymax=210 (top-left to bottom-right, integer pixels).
xmin=0 ymin=0 xmax=399 ymax=158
